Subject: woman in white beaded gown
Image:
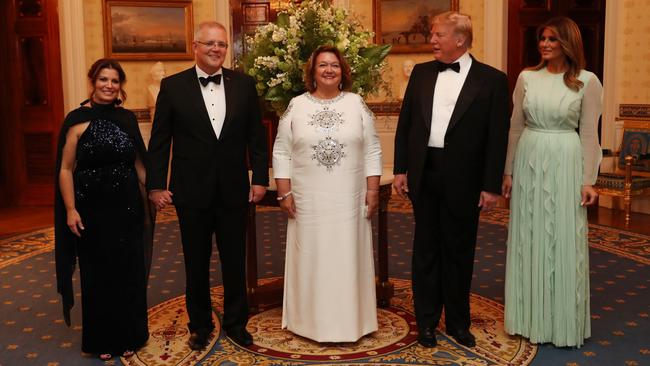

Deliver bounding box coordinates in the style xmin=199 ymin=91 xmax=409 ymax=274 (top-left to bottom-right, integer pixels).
xmin=502 ymin=17 xmax=602 ymax=347
xmin=273 ymin=45 xmax=382 ymax=342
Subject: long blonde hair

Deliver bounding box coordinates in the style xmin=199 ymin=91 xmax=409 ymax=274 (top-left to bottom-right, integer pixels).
xmin=529 ymin=16 xmax=586 ymax=91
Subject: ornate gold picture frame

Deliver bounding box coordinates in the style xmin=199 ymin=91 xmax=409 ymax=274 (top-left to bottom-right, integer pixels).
xmin=102 ymin=0 xmax=194 ymax=60
xmin=373 ymin=0 xmax=459 ymax=54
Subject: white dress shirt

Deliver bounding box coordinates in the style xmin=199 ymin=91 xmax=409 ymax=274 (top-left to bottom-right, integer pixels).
xmin=428 ymin=52 xmax=472 ymax=147
xmin=196 ymin=65 xmax=226 ymax=139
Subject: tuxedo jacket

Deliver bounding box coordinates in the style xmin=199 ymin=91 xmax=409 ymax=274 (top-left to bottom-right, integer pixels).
xmin=146 ymin=67 xmax=269 ymax=208
xmin=394 ymin=57 xmax=509 ymax=216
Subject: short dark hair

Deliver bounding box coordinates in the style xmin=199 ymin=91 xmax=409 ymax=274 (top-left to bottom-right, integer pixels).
xmin=87 ymin=58 xmax=128 ymax=102
xmin=303 ymin=45 xmax=352 ymax=93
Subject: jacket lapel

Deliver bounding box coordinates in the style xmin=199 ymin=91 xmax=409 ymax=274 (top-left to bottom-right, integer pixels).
xmin=219 ymin=68 xmax=235 ymax=140
xmin=182 ymin=67 xmax=217 ymax=139
xmin=446 ymin=58 xmax=484 ymax=132
xmin=420 ymin=62 xmax=438 ymax=134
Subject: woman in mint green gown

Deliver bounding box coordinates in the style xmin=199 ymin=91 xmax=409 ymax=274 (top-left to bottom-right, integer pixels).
xmin=501 ymin=17 xmax=602 ymax=348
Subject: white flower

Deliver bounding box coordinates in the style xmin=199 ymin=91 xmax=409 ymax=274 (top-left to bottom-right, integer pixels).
xmin=267 ymin=72 xmax=287 ymax=88
xmin=290 ymin=15 xmax=299 ymax=27
xmin=336 ymin=38 xmax=350 ymax=50
xmin=267 ymin=79 xmax=281 ymax=88
xmin=255 ymin=56 xmax=280 ymax=69
xmin=271 ymin=28 xmax=287 ymax=42
xmin=244 ymin=0 xmax=389 ymax=114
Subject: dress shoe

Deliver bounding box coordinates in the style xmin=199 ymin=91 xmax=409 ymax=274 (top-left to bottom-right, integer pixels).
xmin=188 ymin=332 xmax=208 ymax=350
xmin=417 ymin=327 xmax=437 ymax=348
xmin=122 ymin=350 xmax=134 ymax=358
xmin=447 ymin=329 xmax=476 ymax=347
xmin=225 ymin=327 xmax=253 ymax=346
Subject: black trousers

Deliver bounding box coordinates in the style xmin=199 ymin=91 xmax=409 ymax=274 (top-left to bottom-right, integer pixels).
xmin=411 ymin=147 xmax=480 ymax=333
xmin=175 ymin=199 xmax=248 ymax=336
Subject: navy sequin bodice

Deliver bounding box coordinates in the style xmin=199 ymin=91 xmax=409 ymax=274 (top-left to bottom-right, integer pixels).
xmin=74 ymin=118 xmax=139 ymax=206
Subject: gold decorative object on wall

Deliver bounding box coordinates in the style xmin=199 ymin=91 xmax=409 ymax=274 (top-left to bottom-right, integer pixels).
xmin=102 ymin=0 xmax=194 ymax=60
xmin=619 ymin=104 xmax=650 ymax=120
xmin=373 ymin=0 xmax=458 ymax=54
xmin=367 ymin=101 xmax=402 ymax=116
xmin=243 ymin=2 xmax=271 ymax=24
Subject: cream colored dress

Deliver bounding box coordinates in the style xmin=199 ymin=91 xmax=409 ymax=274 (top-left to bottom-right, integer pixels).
xmin=273 ymin=92 xmax=382 ymax=342
xmin=504 ymin=68 xmax=603 ymax=347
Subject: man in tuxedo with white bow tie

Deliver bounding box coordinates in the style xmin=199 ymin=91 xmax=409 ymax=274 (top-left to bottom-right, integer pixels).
xmin=393 ymin=11 xmax=509 ymax=348
xmin=146 ymin=21 xmax=268 ymax=349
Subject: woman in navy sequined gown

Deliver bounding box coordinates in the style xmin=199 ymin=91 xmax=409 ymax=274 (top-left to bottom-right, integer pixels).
xmin=55 ymin=59 xmax=152 ymax=360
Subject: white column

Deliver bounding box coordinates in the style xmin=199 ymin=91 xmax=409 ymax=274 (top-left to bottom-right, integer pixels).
xmin=483 ymin=0 xmax=508 ymax=72
xmin=58 ymin=0 xmax=87 ymax=113
xmin=597 ymin=0 xmax=622 ymax=209
xmin=214 ymin=0 xmax=233 ymax=68
xmin=601 ymin=0 xmax=621 ymax=154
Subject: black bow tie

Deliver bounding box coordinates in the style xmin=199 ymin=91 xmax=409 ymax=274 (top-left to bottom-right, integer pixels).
xmin=438 ymin=61 xmax=460 ymax=73
xmin=199 ymin=74 xmax=221 ymax=87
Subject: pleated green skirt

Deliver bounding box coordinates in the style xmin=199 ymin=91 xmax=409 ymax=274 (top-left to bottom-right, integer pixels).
xmin=504 ymin=127 xmax=590 ymax=347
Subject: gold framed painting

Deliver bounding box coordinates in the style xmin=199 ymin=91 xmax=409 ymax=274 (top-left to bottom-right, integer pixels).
xmin=373 ymin=0 xmax=459 ymax=54
xmin=102 ymin=0 xmax=194 ymax=60
xmin=242 ymin=2 xmax=270 ymax=24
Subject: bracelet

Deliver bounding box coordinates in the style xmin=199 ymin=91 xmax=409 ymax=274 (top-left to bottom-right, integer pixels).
xmin=277 ymin=191 xmax=292 ymax=201
xmin=367 ymin=188 xmax=379 ymax=192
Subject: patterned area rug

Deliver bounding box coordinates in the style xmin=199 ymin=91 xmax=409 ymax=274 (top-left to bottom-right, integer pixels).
xmin=394 ymin=199 xmax=650 ymax=266
xmin=1 ymin=202 xmax=648 ymax=365
xmin=479 ymin=208 xmax=650 ymax=265
xmin=122 ymin=278 xmax=535 ymax=366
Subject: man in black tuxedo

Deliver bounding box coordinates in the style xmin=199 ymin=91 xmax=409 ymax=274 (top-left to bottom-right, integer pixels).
xmin=393 ymin=12 xmax=509 ymax=348
xmin=146 ymin=21 xmax=268 ymax=349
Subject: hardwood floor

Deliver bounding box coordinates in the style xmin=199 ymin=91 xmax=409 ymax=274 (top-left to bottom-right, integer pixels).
xmin=588 ymin=205 xmax=650 ymax=234
xmin=0 ymin=206 xmax=53 ymax=238
xmin=0 ymin=203 xmax=644 ymax=238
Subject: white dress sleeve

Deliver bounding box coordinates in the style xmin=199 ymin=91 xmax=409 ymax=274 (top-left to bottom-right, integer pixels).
xmin=579 ymin=73 xmax=603 ymax=185
xmin=504 ymin=72 xmax=526 ymax=176
xmin=359 ymin=95 xmax=383 ymax=177
xmin=272 ymin=98 xmax=295 ymax=179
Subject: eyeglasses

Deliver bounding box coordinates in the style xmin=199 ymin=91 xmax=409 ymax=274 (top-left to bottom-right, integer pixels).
xmin=195 ymin=40 xmax=228 ymax=49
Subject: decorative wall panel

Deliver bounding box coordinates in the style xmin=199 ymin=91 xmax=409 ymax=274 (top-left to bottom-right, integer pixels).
xmin=19 ymin=36 xmax=47 ymax=106
xmin=18 ymin=0 xmax=42 ymax=17
xmin=24 ymin=133 xmax=53 ymax=183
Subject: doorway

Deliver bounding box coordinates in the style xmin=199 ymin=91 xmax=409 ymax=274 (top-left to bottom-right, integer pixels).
xmin=507 ymin=0 xmax=606 ymax=93
xmin=0 ymin=0 xmax=65 ymax=206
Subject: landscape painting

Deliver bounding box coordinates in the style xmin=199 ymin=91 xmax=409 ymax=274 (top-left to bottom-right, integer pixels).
xmin=374 ymin=0 xmax=458 ymax=53
xmin=103 ymin=0 xmax=193 ymax=60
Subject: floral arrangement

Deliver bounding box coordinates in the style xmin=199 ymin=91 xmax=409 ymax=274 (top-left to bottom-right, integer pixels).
xmin=244 ymin=0 xmax=391 ymax=114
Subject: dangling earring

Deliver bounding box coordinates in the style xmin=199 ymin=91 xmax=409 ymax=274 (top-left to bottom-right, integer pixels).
xmin=339 ymin=83 xmax=342 ymax=90
xmin=313 ymin=80 xmax=317 ymax=89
